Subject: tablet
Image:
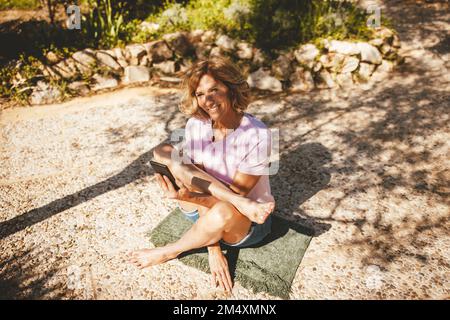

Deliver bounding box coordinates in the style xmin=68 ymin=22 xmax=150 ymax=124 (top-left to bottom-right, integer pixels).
xmin=149 ymin=160 xmax=180 ymax=191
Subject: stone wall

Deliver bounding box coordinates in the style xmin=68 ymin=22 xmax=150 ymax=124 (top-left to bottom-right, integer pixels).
xmin=28 ymin=27 xmax=401 ymax=105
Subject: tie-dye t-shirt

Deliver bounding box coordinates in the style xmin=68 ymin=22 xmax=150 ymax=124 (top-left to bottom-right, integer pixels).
xmin=182 ymin=113 xmax=274 ymax=203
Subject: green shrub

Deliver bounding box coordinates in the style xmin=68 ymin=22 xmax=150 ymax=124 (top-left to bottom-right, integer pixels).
xmin=147 ymin=0 xmax=373 ymax=54
xmin=0 ymin=0 xmax=40 ymax=10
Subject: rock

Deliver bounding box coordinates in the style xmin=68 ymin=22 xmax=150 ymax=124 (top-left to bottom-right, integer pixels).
xmin=294 ymin=44 xmax=320 ymax=68
xmin=91 ymin=74 xmax=119 ymax=91
xmin=358 ymin=62 xmax=376 ymax=81
xmin=336 ymin=72 xmax=353 ymax=88
xmin=95 ymin=51 xmax=122 ymax=71
xmin=139 ymin=21 xmax=160 ymax=33
xmin=371 ymin=60 xmax=394 ymax=82
xmin=45 ymin=51 xmax=61 ymax=64
xmin=341 ymin=56 xmax=359 ymax=73
xmin=209 ymin=46 xmax=225 ymax=58
xmin=271 ymin=53 xmax=294 ymax=81
xmin=153 ymin=61 xmax=176 ymax=74
xmin=163 ymin=32 xmax=193 ymax=56
xmin=252 ymin=48 xmax=267 ymax=66
xmin=236 ymin=42 xmax=253 ymax=60
xmin=125 ymin=44 xmax=147 ymax=65
xmin=215 ymin=35 xmax=236 ymax=52
xmin=375 ymin=27 xmax=394 ymax=44
xmin=357 ymin=43 xmax=382 ymax=65
xmin=380 ymin=43 xmax=392 ymax=55
xmin=29 ymin=82 xmax=61 ymax=105
xmin=68 ymin=81 xmax=90 ymax=95
xmin=328 ymin=40 xmax=360 ymax=55
xmin=140 ymin=55 xmax=150 ymax=66
xmin=201 ymin=30 xmax=216 ymax=44
xmin=392 ymin=34 xmax=401 ymax=48
xmin=144 ymin=40 xmax=173 ymax=64
xmin=317 ymin=70 xmax=336 ymax=89
xmin=189 ymin=29 xmax=205 ymax=44
xmin=369 ymin=38 xmax=384 ymax=48
xmin=320 ymin=53 xmax=345 ymax=72
xmin=313 ymin=61 xmax=322 ymax=72
xmin=123 ymin=66 xmax=150 ymax=84
xmin=247 ymin=68 xmax=282 ymax=92
xmin=72 ymin=49 xmax=97 ymax=75
xmin=195 ymin=43 xmax=212 ymax=60
xmin=53 ymin=58 xmax=78 ymax=79
xmin=289 ymin=67 xmax=315 ymax=92
xmin=159 ymin=76 xmax=182 ymax=83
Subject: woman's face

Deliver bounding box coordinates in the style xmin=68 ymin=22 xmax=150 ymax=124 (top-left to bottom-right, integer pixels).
xmin=195 ymin=73 xmax=233 ymax=122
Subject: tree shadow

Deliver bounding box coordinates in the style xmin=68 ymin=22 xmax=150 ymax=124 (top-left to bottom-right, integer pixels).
xmin=0 ymin=246 xmax=66 ymax=299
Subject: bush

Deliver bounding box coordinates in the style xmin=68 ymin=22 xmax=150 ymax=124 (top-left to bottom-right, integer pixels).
xmin=0 ymin=0 xmax=40 ymax=10
xmin=148 ymin=0 xmax=373 ymax=53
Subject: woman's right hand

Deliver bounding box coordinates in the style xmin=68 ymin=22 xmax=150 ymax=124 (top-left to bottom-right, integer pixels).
xmin=155 ymin=173 xmax=190 ymax=200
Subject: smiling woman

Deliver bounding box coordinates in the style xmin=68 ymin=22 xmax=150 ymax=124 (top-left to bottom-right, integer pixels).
xmin=128 ymin=57 xmax=275 ymax=293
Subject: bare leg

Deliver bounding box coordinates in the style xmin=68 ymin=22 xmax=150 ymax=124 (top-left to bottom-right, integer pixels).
xmin=153 ymin=143 xmax=275 ymax=224
xmin=128 ymin=201 xmax=252 ymax=269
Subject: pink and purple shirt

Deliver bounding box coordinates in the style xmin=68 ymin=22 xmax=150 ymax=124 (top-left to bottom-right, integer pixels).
xmin=182 ymin=113 xmax=274 ymax=203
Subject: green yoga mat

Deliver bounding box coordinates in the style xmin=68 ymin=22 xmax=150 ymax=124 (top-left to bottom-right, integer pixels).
xmin=147 ymin=208 xmax=313 ymax=299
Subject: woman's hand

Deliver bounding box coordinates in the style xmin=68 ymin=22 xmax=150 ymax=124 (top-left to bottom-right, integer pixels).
xmin=155 ymin=173 xmax=190 ymax=200
xmin=208 ymin=248 xmax=233 ymax=292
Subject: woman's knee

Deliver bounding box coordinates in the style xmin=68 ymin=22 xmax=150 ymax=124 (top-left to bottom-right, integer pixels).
xmin=207 ymin=201 xmax=236 ymax=226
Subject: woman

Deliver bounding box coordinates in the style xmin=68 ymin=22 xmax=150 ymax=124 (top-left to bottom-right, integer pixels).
xmin=128 ymin=57 xmax=275 ymax=292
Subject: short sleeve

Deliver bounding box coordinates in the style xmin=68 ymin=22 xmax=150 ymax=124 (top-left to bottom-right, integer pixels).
xmin=182 ymin=118 xmax=205 ymax=165
xmin=237 ymin=127 xmax=272 ymax=176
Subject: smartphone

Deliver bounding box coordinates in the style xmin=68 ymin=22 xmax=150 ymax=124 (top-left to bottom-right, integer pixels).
xmin=149 ymin=160 xmax=180 ymax=191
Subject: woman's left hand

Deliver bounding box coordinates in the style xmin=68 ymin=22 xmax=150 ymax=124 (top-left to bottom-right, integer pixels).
xmin=155 ymin=173 xmax=190 ymax=200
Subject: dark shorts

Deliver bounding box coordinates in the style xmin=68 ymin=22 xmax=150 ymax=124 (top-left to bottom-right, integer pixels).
xmin=179 ymin=205 xmax=272 ymax=248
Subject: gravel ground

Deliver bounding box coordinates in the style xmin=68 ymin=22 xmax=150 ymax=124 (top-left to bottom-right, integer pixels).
xmin=0 ymin=0 xmax=449 ymax=299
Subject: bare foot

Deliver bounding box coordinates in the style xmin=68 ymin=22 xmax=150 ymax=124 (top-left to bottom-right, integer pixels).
xmin=234 ymin=198 xmax=275 ymax=224
xmin=127 ymin=247 xmax=177 ymax=269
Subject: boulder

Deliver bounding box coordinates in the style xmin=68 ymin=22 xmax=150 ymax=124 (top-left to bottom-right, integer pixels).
xmin=163 ymin=32 xmax=193 ymax=56
xmin=252 ymin=48 xmax=267 ymax=67
xmin=125 ymin=44 xmax=147 ymax=65
xmin=29 ymin=82 xmax=61 ymax=105
xmin=336 ymin=72 xmax=353 ymax=88
xmin=358 ymin=62 xmax=376 ymax=81
xmin=371 ymin=60 xmax=394 ymax=82
xmin=247 ymin=68 xmax=282 ymax=92
xmin=341 ymin=56 xmax=359 ymax=73
xmin=53 ymin=58 xmax=78 ymax=79
xmin=72 ymin=49 xmax=97 ymax=75
xmin=357 ymin=42 xmax=382 ymax=65
xmin=144 ymin=40 xmax=173 ymax=64
xmin=294 ymin=44 xmax=320 ymax=68
xmin=201 ymin=30 xmax=216 ymax=44
xmin=91 ymin=74 xmax=119 ymax=91
xmin=236 ymin=42 xmax=253 ymax=60
xmin=189 ymin=29 xmax=205 ymax=44
xmin=209 ymin=46 xmax=225 ymax=58
xmin=271 ymin=53 xmax=294 ymax=81
xmin=215 ymin=35 xmax=236 ymax=52
xmin=95 ymin=51 xmax=122 ymax=71
xmin=153 ymin=61 xmax=176 ymax=74
xmin=68 ymin=81 xmax=90 ymax=95
xmin=328 ymin=40 xmax=360 ymax=55
xmin=195 ymin=43 xmax=212 ymax=60
xmin=123 ymin=66 xmax=150 ymax=84
xmin=320 ymin=53 xmax=345 ymax=72
xmin=289 ymin=67 xmax=315 ymax=92
xmin=317 ymin=70 xmax=336 ymax=89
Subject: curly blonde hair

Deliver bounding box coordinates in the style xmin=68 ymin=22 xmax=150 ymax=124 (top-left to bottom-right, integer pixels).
xmin=179 ymin=57 xmax=251 ymax=120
